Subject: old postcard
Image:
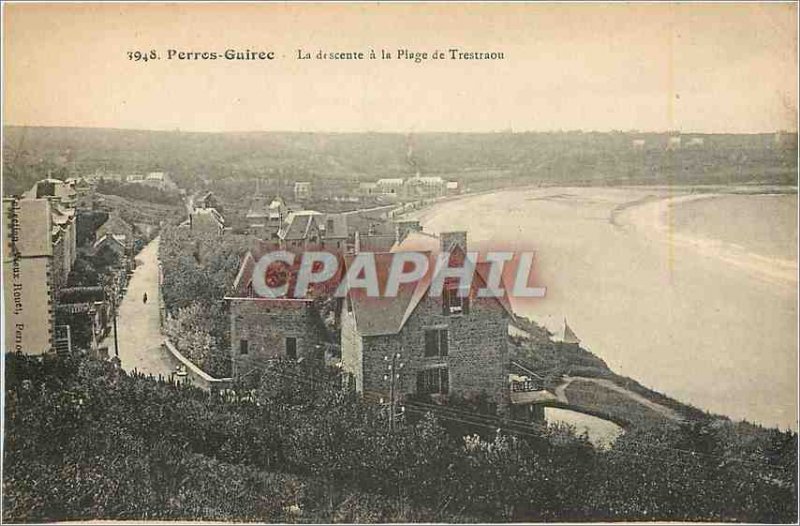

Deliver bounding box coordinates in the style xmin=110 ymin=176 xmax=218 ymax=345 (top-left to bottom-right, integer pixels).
xmin=1 ymin=2 xmax=798 ymax=523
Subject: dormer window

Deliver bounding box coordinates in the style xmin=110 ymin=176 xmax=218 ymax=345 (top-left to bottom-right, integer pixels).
xmin=442 ymin=281 xmax=470 ymax=316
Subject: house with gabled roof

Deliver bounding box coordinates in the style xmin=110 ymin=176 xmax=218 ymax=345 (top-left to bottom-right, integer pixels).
xmin=93 ymin=233 xmax=128 ymax=259
xmin=340 ymin=231 xmax=515 ymax=411
xmin=279 ymin=211 xmax=323 ymax=249
xmin=225 ymin=239 xmax=339 ymax=379
xmin=278 ymin=210 xmax=349 ymax=251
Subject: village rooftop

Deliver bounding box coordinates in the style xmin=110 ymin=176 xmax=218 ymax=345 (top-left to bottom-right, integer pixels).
xmin=250 ymin=249 xmax=547 ymax=299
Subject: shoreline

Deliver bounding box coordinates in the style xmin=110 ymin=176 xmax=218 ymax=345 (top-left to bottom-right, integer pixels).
xmin=412 ymin=184 xmax=798 ymax=431
xmin=619 ymin=192 xmax=798 ymax=288
xmin=415 ymin=184 xmax=798 ymax=289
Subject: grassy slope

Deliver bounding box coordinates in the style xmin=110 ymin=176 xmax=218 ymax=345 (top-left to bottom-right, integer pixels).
xmin=510 ymin=316 xmax=714 ymax=428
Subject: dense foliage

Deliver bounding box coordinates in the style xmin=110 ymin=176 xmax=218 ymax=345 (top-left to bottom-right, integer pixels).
xmin=95 ymin=179 xmax=182 ymax=205
xmin=4 ymin=127 xmax=797 ymax=198
xmin=3 ymin=353 xmax=797 ymax=523
xmin=159 ymin=226 xmax=253 ymax=376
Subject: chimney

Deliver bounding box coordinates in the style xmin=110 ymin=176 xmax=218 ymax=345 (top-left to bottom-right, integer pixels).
xmin=395 ymin=219 xmax=422 ymax=244
xmin=440 ymin=231 xmax=467 ymax=254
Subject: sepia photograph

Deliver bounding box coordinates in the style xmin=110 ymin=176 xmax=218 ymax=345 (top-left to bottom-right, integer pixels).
xmin=1 ymin=2 xmax=798 ymax=523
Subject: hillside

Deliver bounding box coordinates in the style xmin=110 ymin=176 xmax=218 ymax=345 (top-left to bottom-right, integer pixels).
xmin=3 ymin=126 xmax=797 ymax=196
xmin=3 ymin=352 xmax=797 ymax=523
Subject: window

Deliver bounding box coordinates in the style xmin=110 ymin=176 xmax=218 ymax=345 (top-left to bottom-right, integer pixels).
xmin=285 ymin=337 xmax=297 ymax=360
xmin=442 ymin=281 xmax=470 ymax=316
xmin=327 ymin=219 xmax=335 ymax=231
xmin=424 ymin=329 xmax=448 ymax=358
xmin=239 ymin=339 xmax=249 ymax=355
xmin=417 ymin=367 xmax=449 ymax=395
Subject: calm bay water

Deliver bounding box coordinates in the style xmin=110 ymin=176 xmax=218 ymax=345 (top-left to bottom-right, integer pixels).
xmin=415 ymin=187 xmax=798 ymax=430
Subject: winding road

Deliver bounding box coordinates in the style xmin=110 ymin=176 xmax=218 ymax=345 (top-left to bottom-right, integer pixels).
xmin=101 ymin=236 xmax=176 ymax=377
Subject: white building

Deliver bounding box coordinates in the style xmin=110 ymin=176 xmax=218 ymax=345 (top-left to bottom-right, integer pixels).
xmin=3 ymin=197 xmax=57 ymax=355
xmin=294 ymin=181 xmax=312 ymax=201
xmin=376 ymin=178 xmax=404 ymax=195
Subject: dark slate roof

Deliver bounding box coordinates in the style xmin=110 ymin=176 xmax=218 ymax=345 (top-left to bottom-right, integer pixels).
xmin=347 ymin=251 xmax=515 ymax=337
xmin=321 ymin=213 xmax=348 ymax=239
xmin=279 ymin=212 xmax=322 ymax=241
xmin=231 ymin=238 xmax=344 ymax=298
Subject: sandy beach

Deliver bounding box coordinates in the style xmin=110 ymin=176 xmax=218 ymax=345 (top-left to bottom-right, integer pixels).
xmin=623 ymin=192 xmax=798 ymax=288
xmin=413 ymin=186 xmax=798 ymax=430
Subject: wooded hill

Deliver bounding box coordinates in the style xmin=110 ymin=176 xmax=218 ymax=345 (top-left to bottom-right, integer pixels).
xmin=4 ymin=126 xmax=797 ymax=196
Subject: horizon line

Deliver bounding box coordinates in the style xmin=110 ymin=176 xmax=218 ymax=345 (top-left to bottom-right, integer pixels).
xmin=3 ymin=123 xmax=797 ymax=136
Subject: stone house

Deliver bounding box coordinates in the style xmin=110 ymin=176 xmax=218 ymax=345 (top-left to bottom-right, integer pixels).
xmin=226 ymin=297 xmax=329 ymax=378
xmin=225 ymin=240 xmax=334 ymax=378
xmin=340 ymin=231 xmax=515 ymax=410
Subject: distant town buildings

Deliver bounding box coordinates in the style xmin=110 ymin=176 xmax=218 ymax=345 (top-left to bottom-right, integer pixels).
xmin=359 ymin=182 xmax=378 ymax=196
xmin=376 ymin=178 xmax=405 ymax=196
xmin=368 ymin=173 xmax=457 ymax=200
xmin=404 ymin=174 xmax=446 ymax=198
xmin=142 ymin=172 xmax=176 ymax=191
xmin=88 ymin=170 xmax=176 ymax=191
xmin=294 ymin=181 xmax=312 ymax=201
xmin=246 ymin=194 xmax=295 ymax=239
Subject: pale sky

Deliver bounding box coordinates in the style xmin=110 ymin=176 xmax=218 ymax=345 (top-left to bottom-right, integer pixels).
xmin=3 ymin=3 xmax=798 ymax=133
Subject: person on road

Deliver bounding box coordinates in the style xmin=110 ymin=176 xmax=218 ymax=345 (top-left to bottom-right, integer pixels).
xmin=142 ymin=292 xmax=148 ymax=304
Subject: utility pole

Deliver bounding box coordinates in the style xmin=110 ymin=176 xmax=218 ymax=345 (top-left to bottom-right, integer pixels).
xmin=383 ymin=352 xmax=404 ymax=431
xmin=112 ymin=289 xmax=119 ymax=358
xmin=105 ymin=275 xmax=120 ymax=359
